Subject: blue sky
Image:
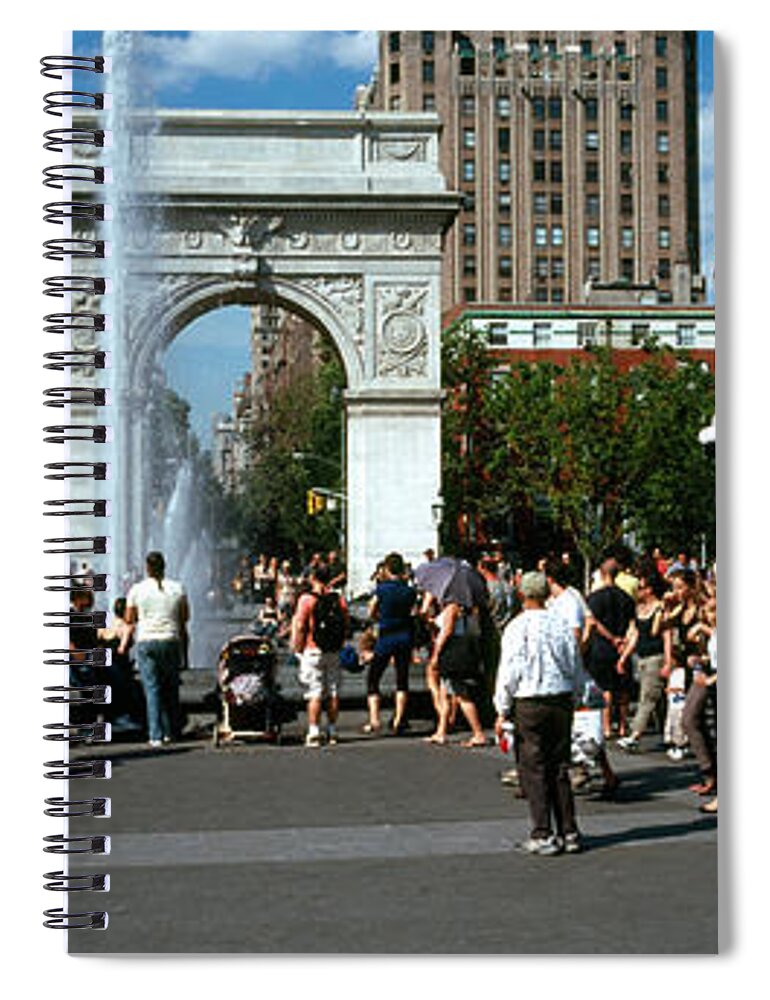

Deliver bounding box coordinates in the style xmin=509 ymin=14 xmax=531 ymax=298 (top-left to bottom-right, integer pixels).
xmin=74 ymin=30 xmax=714 ymax=446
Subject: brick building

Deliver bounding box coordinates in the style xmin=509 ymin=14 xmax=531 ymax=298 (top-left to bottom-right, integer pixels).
xmin=370 ymin=30 xmax=703 ymax=310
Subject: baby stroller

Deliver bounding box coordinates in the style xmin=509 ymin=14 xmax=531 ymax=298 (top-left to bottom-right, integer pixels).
xmin=570 ymin=680 xmax=606 ymax=792
xmin=211 ymin=630 xmax=295 ymax=747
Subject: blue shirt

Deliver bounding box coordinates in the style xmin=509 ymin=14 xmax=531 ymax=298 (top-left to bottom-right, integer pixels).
xmin=375 ymin=579 xmax=417 ymax=635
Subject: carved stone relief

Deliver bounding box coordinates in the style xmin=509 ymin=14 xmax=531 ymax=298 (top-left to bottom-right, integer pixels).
xmin=375 ymin=284 xmax=430 ymax=379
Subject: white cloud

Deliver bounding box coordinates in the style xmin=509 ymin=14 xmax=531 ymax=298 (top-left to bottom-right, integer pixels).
xmin=144 ymin=30 xmax=377 ymax=90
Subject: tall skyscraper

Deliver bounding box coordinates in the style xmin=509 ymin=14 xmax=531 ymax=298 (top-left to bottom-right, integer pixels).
xmin=370 ymin=31 xmax=703 ymax=309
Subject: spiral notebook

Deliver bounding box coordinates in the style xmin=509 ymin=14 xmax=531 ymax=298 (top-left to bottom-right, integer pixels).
xmin=42 ymin=30 xmax=718 ymax=954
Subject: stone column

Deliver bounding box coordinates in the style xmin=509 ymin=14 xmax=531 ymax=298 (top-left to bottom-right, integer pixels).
xmin=344 ymin=389 xmax=442 ymax=596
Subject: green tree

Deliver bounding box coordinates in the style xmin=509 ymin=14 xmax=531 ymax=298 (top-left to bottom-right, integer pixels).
xmin=234 ymin=347 xmax=346 ymax=559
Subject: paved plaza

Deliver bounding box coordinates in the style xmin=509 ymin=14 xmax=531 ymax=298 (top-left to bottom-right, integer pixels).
xmin=69 ymin=682 xmax=718 ymax=953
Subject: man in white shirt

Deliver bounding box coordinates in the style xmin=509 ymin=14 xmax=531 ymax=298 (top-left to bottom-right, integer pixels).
xmin=495 ymin=571 xmax=588 ymax=856
xmin=125 ymin=551 xmax=189 ymax=748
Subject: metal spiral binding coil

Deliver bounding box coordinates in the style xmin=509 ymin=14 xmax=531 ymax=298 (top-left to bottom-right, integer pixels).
xmin=44 ymin=275 xmax=107 ymax=296
xmin=43 ymin=51 xmax=109 ymax=930
xmin=44 ymin=464 xmax=109 ymax=481
xmin=43 ymin=164 xmax=106 ymax=189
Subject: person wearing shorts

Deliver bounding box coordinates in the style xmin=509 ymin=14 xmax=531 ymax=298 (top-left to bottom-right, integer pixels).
xmin=290 ymin=564 xmax=346 ymax=747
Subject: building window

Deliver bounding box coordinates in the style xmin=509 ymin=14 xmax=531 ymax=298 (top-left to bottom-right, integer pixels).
xmin=656 ymin=35 xmax=668 ymax=58
xmin=615 ymin=40 xmax=627 ymax=58
xmin=533 ymin=129 xmax=546 ymax=151
xmin=463 ymin=191 xmax=476 ymax=213
xmin=535 ymin=286 xmax=549 ymax=302
xmin=499 ymin=223 xmax=512 ymax=247
xmin=535 ymin=256 xmax=549 ymax=277
xmin=658 ymin=227 xmax=671 ymax=249
xmin=499 ymin=255 xmax=512 ymax=277
xmin=620 ymin=102 xmax=633 ymax=121
xmin=532 ymin=96 xmax=546 ymax=120
xmin=656 ymin=100 xmax=668 ymax=122
xmin=620 ymin=193 xmax=633 ymax=216
xmin=656 ymin=66 xmax=668 ymax=89
xmin=620 ymin=130 xmax=633 ymax=155
xmin=389 ymin=96 xmax=401 ymax=111
xmin=534 ymin=322 xmax=552 ymax=345
xmin=585 ymin=97 xmax=598 ymax=121
xmin=462 ymin=159 xmax=475 ymax=182
xmin=658 ymin=194 xmax=670 ymax=217
xmin=551 ymin=257 xmax=564 ymax=278
xmin=544 ymin=39 xmax=557 ymax=56
xmin=388 ymin=32 xmax=400 ymax=54
xmin=621 ymin=257 xmax=634 ymax=280
xmin=581 ymin=39 xmax=593 ymax=58
xmin=422 ymin=61 xmax=435 ymax=84
xmin=657 ymin=131 xmax=670 ymax=153
xmin=463 ymin=255 xmax=476 ymax=277
xmin=423 ymin=94 xmax=436 ymax=112
xmin=498 ymin=287 xmax=512 ymax=301
xmin=587 ymin=258 xmax=601 ymax=279
xmin=534 ymin=193 xmax=548 ymax=216
xmin=422 ymin=31 xmax=435 ymax=54
xmin=658 ymin=257 xmax=671 ymax=279
xmin=496 ymin=95 xmax=511 ymax=117
xmin=461 ymin=94 xmax=475 ymax=116
xmin=585 ymin=130 xmax=599 ymax=152
xmin=658 ymin=162 xmax=669 ymax=184
xmin=551 ymin=193 xmax=563 ymax=215
xmin=499 ymin=160 xmax=511 ymax=183
xmin=533 ymin=160 xmax=546 ymax=181
xmin=551 ymin=160 xmax=563 ymax=183
xmin=620 ymin=162 xmax=632 ymax=185
xmin=498 ymin=192 xmax=512 ymax=215
xmin=463 ymin=223 xmax=476 ymax=246
xmin=677 ymin=323 xmax=696 ymax=347
xmin=621 ymin=226 xmax=634 ymax=249
xmin=463 ymin=286 xmax=476 ymax=303
xmin=493 ymin=36 xmax=506 ymax=61
xmin=498 ymin=127 xmax=511 ymax=154
xmin=551 ymin=287 xmax=564 ymax=303
xmin=585 ymin=161 xmax=599 ymax=184
xmin=529 ymin=38 xmax=541 ymax=60
xmin=463 ymin=128 xmax=476 ymax=149
xmin=550 ymin=129 xmax=562 ymax=152
xmin=389 ymin=61 xmax=400 ymax=85
xmin=586 ymin=226 xmax=600 ymax=248
xmin=551 ymin=224 xmax=564 ymax=247
xmin=549 ymin=96 xmax=562 ymax=119
xmin=586 ymin=193 xmax=600 ymax=217
xmin=534 ymin=225 xmax=548 ymax=247
xmin=631 ymin=323 xmax=650 ymax=344
xmin=578 ymin=320 xmax=597 ymax=346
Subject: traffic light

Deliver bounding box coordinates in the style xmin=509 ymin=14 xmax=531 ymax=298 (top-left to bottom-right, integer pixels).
xmin=306 ymin=489 xmax=325 ymax=516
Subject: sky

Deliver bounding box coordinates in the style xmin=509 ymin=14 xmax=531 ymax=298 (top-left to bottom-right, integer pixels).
xmin=73 ymin=30 xmax=715 ymax=447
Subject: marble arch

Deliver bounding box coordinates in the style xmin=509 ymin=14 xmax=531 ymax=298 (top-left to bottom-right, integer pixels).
xmin=100 ymin=111 xmax=460 ymax=595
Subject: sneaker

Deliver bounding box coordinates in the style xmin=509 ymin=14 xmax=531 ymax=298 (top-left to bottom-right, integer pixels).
xmin=304 ymin=732 xmax=322 ymax=748
xmin=563 ymin=832 xmax=583 ymax=855
xmin=326 ymin=728 xmax=338 ymax=746
xmin=667 ymin=746 xmax=685 ymax=762
xmin=499 ymin=767 xmax=519 ymax=786
xmin=617 ymin=735 xmax=640 ymax=752
xmin=516 ymin=835 xmax=563 ymax=856
xmin=147 ymin=739 xmax=163 ymax=749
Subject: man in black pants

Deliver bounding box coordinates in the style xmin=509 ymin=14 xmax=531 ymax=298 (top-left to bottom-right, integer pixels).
xmin=495 ymin=571 xmax=590 ymax=856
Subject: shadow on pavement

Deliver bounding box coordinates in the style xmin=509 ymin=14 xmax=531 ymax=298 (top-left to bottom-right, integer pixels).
xmin=583 ymin=815 xmax=717 ymax=852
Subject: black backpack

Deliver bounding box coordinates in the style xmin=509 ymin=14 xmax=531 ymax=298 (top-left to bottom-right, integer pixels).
xmin=312 ymin=591 xmax=346 ymax=652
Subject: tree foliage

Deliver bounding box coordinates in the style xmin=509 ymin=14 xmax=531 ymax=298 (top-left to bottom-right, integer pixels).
xmin=234 ymin=347 xmax=346 ymax=559
xmin=441 ymin=322 xmax=715 ymax=572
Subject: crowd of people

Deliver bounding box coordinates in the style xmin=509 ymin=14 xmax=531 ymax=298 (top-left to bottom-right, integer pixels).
xmin=69 ymin=540 xmax=717 ymax=855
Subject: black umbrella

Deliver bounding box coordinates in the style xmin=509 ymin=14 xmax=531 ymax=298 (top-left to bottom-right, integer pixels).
xmin=414 ymin=557 xmax=488 ymax=609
